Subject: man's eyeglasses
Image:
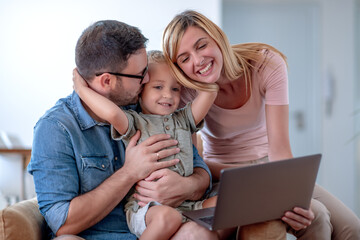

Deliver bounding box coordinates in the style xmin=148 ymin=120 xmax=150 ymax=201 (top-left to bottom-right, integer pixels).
xmin=95 ymin=65 xmax=148 ymax=84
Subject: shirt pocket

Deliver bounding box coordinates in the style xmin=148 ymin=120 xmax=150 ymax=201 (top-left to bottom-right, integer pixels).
xmin=80 ymin=155 xmax=113 ymax=193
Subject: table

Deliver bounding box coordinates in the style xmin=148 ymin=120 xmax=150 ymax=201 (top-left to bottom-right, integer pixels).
xmin=0 ymin=148 xmax=32 ymax=200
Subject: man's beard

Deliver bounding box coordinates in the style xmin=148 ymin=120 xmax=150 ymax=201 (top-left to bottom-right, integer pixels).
xmin=108 ymin=81 xmax=141 ymax=107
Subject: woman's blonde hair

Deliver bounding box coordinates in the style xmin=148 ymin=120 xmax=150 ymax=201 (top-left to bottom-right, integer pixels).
xmin=162 ymin=10 xmax=287 ymax=92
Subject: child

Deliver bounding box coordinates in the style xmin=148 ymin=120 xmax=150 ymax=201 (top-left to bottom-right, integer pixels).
xmin=73 ymin=50 xmax=218 ymax=240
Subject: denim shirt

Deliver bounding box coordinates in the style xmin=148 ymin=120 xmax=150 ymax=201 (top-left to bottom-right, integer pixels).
xmin=28 ymin=92 xmax=211 ymax=239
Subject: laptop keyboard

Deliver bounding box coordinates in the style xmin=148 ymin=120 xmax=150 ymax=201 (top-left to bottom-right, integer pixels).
xmin=199 ymin=216 xmax=214 ymax=225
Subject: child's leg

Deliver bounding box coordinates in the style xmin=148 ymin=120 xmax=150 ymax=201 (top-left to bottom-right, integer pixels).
xmin=140 ymin=205 xmax=182 ymax=240
xmin=202 ymin=196 xmax=217 ymax=208
xmin=202 ymin=196 xmax=236 ymax=239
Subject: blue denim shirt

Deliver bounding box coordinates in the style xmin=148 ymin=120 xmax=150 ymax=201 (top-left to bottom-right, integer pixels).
xmin=28 ymin=92 xmax=211 ymax=239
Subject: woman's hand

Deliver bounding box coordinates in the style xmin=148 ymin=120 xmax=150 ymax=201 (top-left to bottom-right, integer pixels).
xmin=282 ymin=206 xmax=314 ymax=230
xmin=72 ymin=68 xmax=88 ymax=93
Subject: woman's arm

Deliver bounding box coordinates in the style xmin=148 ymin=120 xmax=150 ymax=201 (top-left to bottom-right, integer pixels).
xmin=265 ymin=104 xmax=314 ymax=230
xmin=265 ymin=104 xmax=293 ymax=161
xmin=73 ymin=69 xmax=128 ymax=135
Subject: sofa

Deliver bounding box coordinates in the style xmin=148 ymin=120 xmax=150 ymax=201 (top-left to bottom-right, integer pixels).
xmin=0 ymin=197 xmax=286 ymax=240
xmin=0 ymin=198 xmax=48 ymax=240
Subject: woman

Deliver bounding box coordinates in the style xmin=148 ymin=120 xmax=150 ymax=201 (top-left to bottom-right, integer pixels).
xmin=162 ymin=10 xmax=360 ymax=240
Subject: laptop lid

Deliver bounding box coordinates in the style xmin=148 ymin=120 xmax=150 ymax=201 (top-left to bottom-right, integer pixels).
xmin=183 ymin=154 xmax=321 ymax=230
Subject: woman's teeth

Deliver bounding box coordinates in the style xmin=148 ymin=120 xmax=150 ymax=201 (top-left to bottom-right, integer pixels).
xmin=199 ymin=62 xmax=212 ymax=74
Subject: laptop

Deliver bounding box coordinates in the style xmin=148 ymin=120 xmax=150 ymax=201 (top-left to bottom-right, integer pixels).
xmin=182 ymin=154 xmax=322 ymax=231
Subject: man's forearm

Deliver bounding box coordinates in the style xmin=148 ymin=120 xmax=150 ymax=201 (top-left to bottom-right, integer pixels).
xmin=56 ymin=168 xmax=137 ymax=236
xmin=185 ymin=167 xmax=210 ymax=201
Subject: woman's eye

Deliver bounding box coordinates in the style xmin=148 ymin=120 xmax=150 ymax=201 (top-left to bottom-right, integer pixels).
xmin=198 ymin=43 xmax=206 ymax=49
xmin=172 ymin=87 xmax=180 ymax=92
xmin=154 ymin=86 xmax=162 ymax=90
xmin=181 ymin=57 xmax=189 ymax=63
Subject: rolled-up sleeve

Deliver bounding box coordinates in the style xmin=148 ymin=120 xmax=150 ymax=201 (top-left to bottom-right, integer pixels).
xmin=28 ymin=117 xmax=78 ymax=233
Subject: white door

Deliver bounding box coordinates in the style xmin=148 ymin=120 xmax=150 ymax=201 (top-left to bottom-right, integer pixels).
xmin=222 ymin=1 xmax=321 ymax=157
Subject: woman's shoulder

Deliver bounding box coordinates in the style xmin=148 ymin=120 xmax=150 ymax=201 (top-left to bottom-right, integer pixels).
xmin=253 ymin=49 xmax=287 ymax=73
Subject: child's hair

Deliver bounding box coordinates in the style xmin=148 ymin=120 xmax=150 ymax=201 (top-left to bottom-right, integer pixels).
xmin=147 ymin=50 xmax=166 ymax=65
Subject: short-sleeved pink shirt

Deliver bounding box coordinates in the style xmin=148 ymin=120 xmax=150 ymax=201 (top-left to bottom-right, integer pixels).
xmin=180 ymin=50 xmax=289 ymax=163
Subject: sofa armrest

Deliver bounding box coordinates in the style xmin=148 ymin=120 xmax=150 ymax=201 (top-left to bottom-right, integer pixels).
xmin=0 ymin=198 xmax=47 ymax=240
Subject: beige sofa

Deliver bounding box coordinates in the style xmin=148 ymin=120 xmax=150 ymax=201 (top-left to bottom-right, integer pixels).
xmin=0 ymin=198 xmax=47 ymax=240
xmin=0 ymin=198 xmax=286 ymax=240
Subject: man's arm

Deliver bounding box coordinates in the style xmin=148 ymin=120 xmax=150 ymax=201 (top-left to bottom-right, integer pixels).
xmin=134 ymin=145 xmax=211 ymax=207
xmin=30 ymin=118 xmax=180 ymax=236
xmin=57 ymin=131 xmax=180 ymax=235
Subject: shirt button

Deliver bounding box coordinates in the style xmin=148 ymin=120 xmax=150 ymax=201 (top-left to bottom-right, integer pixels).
xmin=164 ymin=118 xmax=168 ymax=122
xmin=114 ymin=157 xmax=118 ymax=161
xmin=101 ymin=164 xmax=105 ymax=168
xmin=165 ymin=126 xmax=170 ymax=130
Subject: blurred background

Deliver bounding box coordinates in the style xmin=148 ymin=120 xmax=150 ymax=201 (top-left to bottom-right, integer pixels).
xmin=0 ymin=0 xmax=359 ymax=220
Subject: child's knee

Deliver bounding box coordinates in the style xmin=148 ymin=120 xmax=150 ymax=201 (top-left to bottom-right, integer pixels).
xmin=152 ymin=205 xmax=182 ymax=228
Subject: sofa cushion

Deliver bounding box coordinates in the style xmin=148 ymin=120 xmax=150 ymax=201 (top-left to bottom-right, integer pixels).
xmin=0 ymin=198 xmax=47 ymax=240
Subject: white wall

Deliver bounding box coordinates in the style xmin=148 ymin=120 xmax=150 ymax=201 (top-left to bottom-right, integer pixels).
xmin=319 ymin=0 xmax=358 ymax=214
xmin=0 ymin=0 xmax=221 ymax=201
xmin=223 ymin=0 xmax=359 ymax=215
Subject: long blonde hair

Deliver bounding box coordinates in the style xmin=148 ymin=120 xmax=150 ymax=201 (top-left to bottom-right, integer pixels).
xmin=162 ymin=10 xmax=287 ymax=92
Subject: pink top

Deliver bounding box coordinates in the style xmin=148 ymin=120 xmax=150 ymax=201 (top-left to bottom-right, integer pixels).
xmin=180 ymin=50 xmax=289 ymax=163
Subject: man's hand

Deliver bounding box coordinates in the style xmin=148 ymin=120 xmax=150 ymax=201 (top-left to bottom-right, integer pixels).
xmin=134 ymin=167 xmax=210 ymax=208
xmin=282 ymin=206 xmax=314 ymax=230
xmin=134 ymin=168 xmax=187 ymax=207
xmin=123 ymin=131 xmax=180 ymax=182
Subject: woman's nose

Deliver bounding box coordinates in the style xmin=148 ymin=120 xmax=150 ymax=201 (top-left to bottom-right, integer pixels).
xmin=194 ymin=55 xmax=205 ymax=66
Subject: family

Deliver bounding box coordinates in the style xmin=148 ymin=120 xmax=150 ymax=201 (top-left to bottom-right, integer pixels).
xmin=28 ymin=10 xmax=360 ymax=240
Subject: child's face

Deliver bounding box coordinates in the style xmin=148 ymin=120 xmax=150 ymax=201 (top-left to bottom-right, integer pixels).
xmin=140 ymin=62 xmax=181 ymax=115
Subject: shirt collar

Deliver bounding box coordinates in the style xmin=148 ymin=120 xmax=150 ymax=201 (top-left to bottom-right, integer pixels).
xmin=70 ymin=91 xmax=141 ymax=130
xmin=71 ymin=91 xmax=100 ymax=130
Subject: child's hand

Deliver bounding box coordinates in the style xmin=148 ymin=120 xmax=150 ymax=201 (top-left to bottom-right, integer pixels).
xmin=72 ymin=68 xmax=88 ymax=93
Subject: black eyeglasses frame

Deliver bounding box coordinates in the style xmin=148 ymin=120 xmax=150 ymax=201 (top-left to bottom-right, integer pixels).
xmin=95 ymin=65 xmax=148 ymax=84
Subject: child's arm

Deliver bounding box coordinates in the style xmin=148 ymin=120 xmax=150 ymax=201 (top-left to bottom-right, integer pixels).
xmin=72 ymin=69 xmax=129 ymax=135
xmin=191 ymin=89 xmax=218 ymax=125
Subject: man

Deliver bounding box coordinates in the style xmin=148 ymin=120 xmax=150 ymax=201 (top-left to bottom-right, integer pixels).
xmin=28 ymin=20 xmax=215 ymax=239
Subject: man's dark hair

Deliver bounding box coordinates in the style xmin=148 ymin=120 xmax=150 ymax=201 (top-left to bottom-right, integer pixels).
xmin=75 ymin=20 xmax=148 ymax=81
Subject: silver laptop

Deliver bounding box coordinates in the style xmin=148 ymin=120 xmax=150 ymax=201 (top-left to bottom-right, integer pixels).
xmin=182 ymin=154 xmax=321 ymax=230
